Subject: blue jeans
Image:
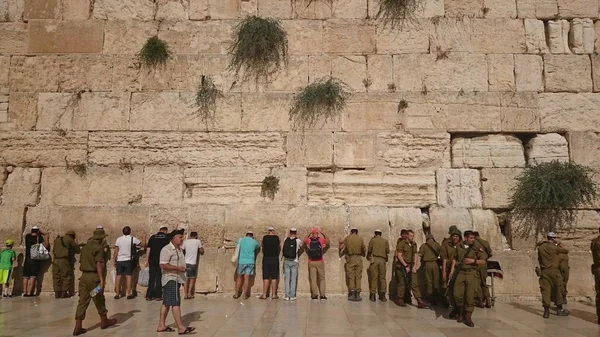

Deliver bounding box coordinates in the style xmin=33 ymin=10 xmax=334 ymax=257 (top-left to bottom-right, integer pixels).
xmin=283 ymin=259 xmax=299 ymax=298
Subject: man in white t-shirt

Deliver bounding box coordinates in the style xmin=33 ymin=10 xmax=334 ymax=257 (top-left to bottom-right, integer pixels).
xmin=182 ymin=231 xmax=204 ymax=299
xmin=113 ymin=226 xmax=143 ymax=299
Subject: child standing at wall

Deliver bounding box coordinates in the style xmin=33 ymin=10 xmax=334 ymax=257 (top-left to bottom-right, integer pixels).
xmin=0 ymin=239 xmax=17 ymax=297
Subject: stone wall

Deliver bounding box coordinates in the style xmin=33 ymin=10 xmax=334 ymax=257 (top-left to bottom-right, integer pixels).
xmin=1 ymin=0 xmax=600 ymax=296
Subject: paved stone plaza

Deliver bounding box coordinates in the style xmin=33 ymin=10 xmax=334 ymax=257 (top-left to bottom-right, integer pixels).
xmin=0 ymin=295 xmax=598 ymax=337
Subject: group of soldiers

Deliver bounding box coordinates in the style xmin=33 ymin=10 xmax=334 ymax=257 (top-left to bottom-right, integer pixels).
xmin=340 ymin=225 xmax=493 ymax=327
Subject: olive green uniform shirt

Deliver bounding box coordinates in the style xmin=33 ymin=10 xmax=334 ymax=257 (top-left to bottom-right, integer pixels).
xmin=475 ymin=238 xmax=492 ymax=260
xmin=368 ymin=236 xmax=390 ymax=261
xmin=343 ymin=234 xmax=366 ymax=256
xmin=396 ymin=240 xmax=417 ymax=265
xmin=419 ymin=239 xmax=441 ymax=262
xmin=537 ymin=241 xmax=568 ymax=269
xmin=53 ymin=235 xmax=80 ymax=260
xmin=79 ymin=239 xmax=105 ymax=272
xmin=453 ymin=242 xmax=485 ymax=270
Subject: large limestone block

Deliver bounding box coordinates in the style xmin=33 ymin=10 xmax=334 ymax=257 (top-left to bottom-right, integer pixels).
xmin=103 ymin=20 xmax=159 ymax=55
xmin=323 ymin=20 xmax=375 ymax=54
xmin=282 ymin=20 xmax=323 ymax=55
xmin=333 ymin=132 xmax=376 ymax=168
xmin=156 ymin=0 xmax=189 ymax=20
xmin=2 ymin=168 xmax=40 ymax=206
xmin=0 ymin=0 xmax=25 ymax=22
xmin=93 ymin=0 xmax=155 ymax=19
xmin=569 ymin=19 xmax=595 ymax=54
xmin=525 ymin=133 xmax=569 ymax=165
xmin=7 ymin=93 xmax=41 ymax=131
xmin=430 ymin=17 xmax=472 ymax=52
xmin=61 ymin=0 xmax=91 ymax=20
xmin=436 ymin=169 xmax=483 ymax=208
xmin=547 ymin=20 xmax=571 ymax=54
xmin=484 ymin=0 xmax=517 ymax=18
xmin=569 ymin=131 xmax=600 ymax=207
xmin=158 ymin=21 xmax=234 ymax=55
xmin=258 ymin=0 xmax=292 ymax=18
xmin=142 ymin=167 xmax=183 ymax=205
xmin=557 ymin=0 xmax=598 ymax=18
xmin=241 ymin=93 xmax=290 ymax=132
xmin=560 ymin=211 xmax=600 ymax=249
xmin=25 ymin=206 xmax=61 ymax=232
xmin=524 ymin=19 xmax=548 ymax=54
xmin=265 ymin=55 xmax=309 ymax=92
xmin=0 ymin=56 xmax=7 ymax=87
xmin=138 ymin=55 xmax=204 ymax=92
xmin=183 ymin=167 xmax=270 ymax=205
xmin=0 ymin=23 xmax=27 ymax=55
xmin=470 ymin=209 xmax=506 ymax=251
xmin=471 ymin=19 xmax=526 ymax=53
xmin=0 ymin=131 xmax=87 ymax=167
xmin=544 ymin=55 xmax=592 ymax=92
xmin=10 ymin=56 xmax=59 ymax=92
xmin=487 ymin=54 xmax=515 ymax=91
xmin=375 ymin=20 xmax=430 ymax=54
xmin=451 ymin=135 xmax=526 ymax=168
xmin=58 ymin=55 xmax=113 ymax=92
xmin=376 ymin=132 xmax=451 ymax=170
xmin=429 ymin=205 xmax=472 ymax=244
xmin=481 ymin=168 xmax=522 ymax=209
xmin=271 ymin=167 xmax=307 ymax=205
xmin=149 ymin=207 xmax=188 ymax=235
xmin=224 ymin=204 xmax=292 ymax=242
xmin=113 ymin=207 xmax=150 ymax=239
xmin=28 ymin=20 xmax=104 ymax=54
xmin=516 ymin=0 xmax=558 ymax=18
xmin=488 ymin=251 xmax=540 ymax=296
xmin=73 ymin=92 xmax=130 ymax=131
xmin=342 ymin=94 xmax=399 ymax=131
xmin=366 ymin=55 xmax=393 ymax=92
xmin=129 ymin=92 xmax=183 ymax=131
xmin=444 ymin=0 xmax=483 ymax=17
xmin=420 ymin=54 xmax=488 ymax=92
xmin=500 ymin=92 xmax=540 ymax=132
xmin=593 ymin=55 xmax=600 ymax=92
xmin=294 ymin=0 xmax=331 ymax=19
xmin=348 ymin=206 xmax=390 ymax=242
xmin=41 ymin=167 xmax=144 ymax=206
xmin=388 ymin=208 xmax=425 ymax=245
xmin=306 ymin=171 xmax=333 ymax=204
xmin=36 ymin=93 xmax=76 ymax=130
xmin=111 ymin=56 xmax=142 ymax=92
xmin=23 ymin=0 xmax=59 ymax=19
xmin=331 ymin=55 xmax=366 ymax=92
xmin=0 ymin=205 xmax=26 ymax=245
xmin=88 ymin=132 xmax=286 ymax=167
xmin=540 ymin=93 xmax=600 ymax=132
xmin=189 ymin=205 xmax=226 ymax=247
xmin=286 ymin=132 xmax=334 ymax=168
xmin=515 ymin=54 xmax=543 ymax=92
xmin=332 ymin=0 xmax=367 ymax=18
xmin=286 ymin=205 xmax=346 ymax=245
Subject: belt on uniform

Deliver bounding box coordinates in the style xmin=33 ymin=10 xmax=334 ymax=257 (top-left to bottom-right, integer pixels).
xmin=348 ymin=254 xmax=362 ymax=256
xmin=81 ymin=270 xmax=97 ymax=273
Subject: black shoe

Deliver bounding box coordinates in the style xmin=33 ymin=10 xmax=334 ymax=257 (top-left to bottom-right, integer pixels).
xmin=556 ymin=310 xmax=570 ymax=316
xmin=543 ymin=307 xmax=550 ymax=319
xmin=126 ymin=295 xmax=135 ymax=300
xmin=449 ymin=309 xmax=458 ymax=319
xmin=355 ymin=292 xmax=362 ymax=302
xmin=320 ymin=295 xmax=327 ymax=301
xmin=311 ymin=295 xmax=318 ymax=300
xmin=370 ymin=293 xmax=377 ymax=302
xmin=348 ymin=291 xmax=354 ymax=301
xmin=378 ymin=293 xmax=387 ymax=302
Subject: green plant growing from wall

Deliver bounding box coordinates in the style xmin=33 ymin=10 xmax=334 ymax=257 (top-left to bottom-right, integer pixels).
xmin=65 ymin=158 xmax=87 ymax=178
xmin=139 ymin=36 xmax=172 ymax=68
xmin=195 ymin=75 xmax=223 ymax=124
xmin=397 ymin=99 xmax=408 ymax=112
xmin=261 ymin=175 xmax=280 ymax=200
xmin=228 ymin=16 xmax=288 ymax=82
xmin=376 ymin=0 xmax=423 ymax=29
xmin=289 ymin=77 xmax=350 ymax=130
xmin=509 ymin=161 xmax=598 ymax=239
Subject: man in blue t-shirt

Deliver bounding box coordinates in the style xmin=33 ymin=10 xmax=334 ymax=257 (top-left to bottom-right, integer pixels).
xmin=234 ymin=231 xmax=260 ymax=300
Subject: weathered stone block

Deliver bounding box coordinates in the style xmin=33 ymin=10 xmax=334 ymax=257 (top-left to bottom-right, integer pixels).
xmin=0 ymin=205 xmax=26 ymax=246
xmin=376 ymin=132 xmax=451 ymax=170
xmin=73 ymin=92 xmax=130 ymax=131
xmin=271 ymin=167 xmax=307 ymax=205
xmin=515 ymin=54 xmax=543 ymax=92
xmin=375 ymin=20 xmax=430 ymax=54
xmin=306 ymin=171 xmax=333 ymax=204
xmin=265 ymin=56 xmax=309 ymax=92
xmin=333 ymin=132 xmax=376 ymax=168
xmin=540 ymin=94 xmax=600 ymax=132
xmin=0 ymin=0 xmax=25 ymax=22
xmin=487 ymin=54 xmax=515 ymax=91
xmin=544 ymin=55 xmax=592 ymax=92
xmin=139 ymin=55 xmax=204 ymax=92
xmin=481 ymin=168 xmax=522 ymax=209
xmin=10 ymin=56 xmax=59 ymax=92
xmin=189 ymin=205 xmax=226 ymax=247
xmin=103 ymin=20 xmax=159 ymax=55
xmin=366 ymin=55 xmax=393 ymax=92
xmin=524 ymin=19 xmax=548 ymax=54
xmin=0 ymin=23 xmax=27 ymax=55
xmin=569 ymin=132 xmax=600 ymax=207
xmin=0 ymin=56 xmax=7 ymax=87
xmin=516 ymin=0 xmax=558 ymax=18
xmin=25 ymin=206 xmax=61 ymax=233
xmin=470 ymin=209 xmax=506 ymax=251
xmin=183 ymin=167 xmax=269 ymax=205
xmin=241 ymin=93 xmax=290 ymax=132
xmin=569 ymin=18 xmax=594 ymax=54
xmin=429 ymin=205 xmax=472 ymax=244
xmin=331 ymin=55 xmax=366 ymax=92
xmin=6 ymin=92 xmax=37 ymax=130
xmin=348 ymin=206 xmax=389 ymax=243
xmin=36 ymin=93 xmax=75 ymax=130
xmin=24 ymin=0 xmax=59 ymax=19
xmin=430 ymin=17 xmax=472 ymax=52
xmin=283 ymin=20 xmax=323 ymax=55
xmin=592 ymin=55 xmax=600 ymax=92
xmin=286 ymin=205 xmax=346 ymax=244
xmin=61 ymin=0 xmax=91 ymax=20
xmin=294 ymin=0 xmax=331 ymax=19
xmin=206 ymin=0 xmax=240 ymax=18
xmin=188 ymin=0 xmax=208 ymax=20
xmin=156 ymin=0 xmax=189 ymax=20
xmin=557 ymin=0 xmax=598 ymax=18
xmin=500 ymin=92 xmax=540 ymax=132
xmin=421 ymin=54 xmax=489 ymax=91
xmin=472 ymin=19 xmax=526 ymax=53
xmin=93 ymin=0 xmax=155 ymax=20
xmin=143 ymin=167 xmax=183 ymax=205
xmin=149 ymin=207 xmax=188 ymax=235
xmin=525 ymin=133 xmax=569 ymax=165
xmin=58 ymin=56 xmax=113 ymax=91
xmin=436 ymin=169 xmax=482 ymax=208
xmin=388 ymin=207 xmax=425 ymax=245
xmin=323 ymin=20 xmax=375 ymax=54
xmin=286 ymin=132 xmax=334 ymax=167
xmin=452 ymin=135 xmax=526 ymax=168
xmin=547 ymin=20 xmax=570 ymax=54
xmin=342 ymin=95 xmax=399 ymax=131
xmin=129 ymin=92 xmax=183 ymax=131
xmin=111 ymin=56 xmax=142 ymax=92
xmin=89 ymin=132 xmax=286 ymax=167
xmin=0 ymin=131 xmax=87 ymax=167
xmin=445 ymin=0 xmax=483 ymax=17
xmin=28 ymin=20 xmax=104 ymax=54
xmin=159 ymin=21 xmax=234 ymax=55
xmin=258 ymin=0 xmax=292 ymax=18
xmin=484 ymin=0 xmax=517 ymax=18
xmin=332 ymin=0 xmax=367 ymax=18
xmin=2 ymin=168 xmax=40 ymax=206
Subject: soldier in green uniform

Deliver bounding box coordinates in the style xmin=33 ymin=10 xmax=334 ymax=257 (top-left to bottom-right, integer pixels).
xmin=450 ymin=230 xmax=486 ymax=327
xmin=340 ymin=228 xmax=366 ymax=301
xmin=73 ymin=228 xmax=117 ymax=336
xmin=389 ymin=229 xmax=408 ymax=301
xmin=590 ymin=228 xmax=600 ymax=324
xmin=367 ymin=229 xmax=390 ymax=302
xmin=473 ymin=232 xmax=492 ymax=308
xmin=537 ymin=232 xmax=570 ymax=318
xmin=394 ymin=230 xmax=428 ymax=308
xmin=441 ymin=227 xmax=460 ymax=309
xmin=557 ymin=244 xmax=569 ymax=311
xmin=419 ymin=233 xmax=441 ymax=306
xmin=52 ymin=230 xmax=80 ymax=299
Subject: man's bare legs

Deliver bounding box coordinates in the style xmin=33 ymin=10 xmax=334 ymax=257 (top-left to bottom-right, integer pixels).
xmin=171 ymin=306 xmax=186 ymax=333
xmin=26 ymin=278 xmax=35 ymax=295
xmin=157 ymin=305 xmax=170 ymax=331
xmin=114 ymin=275 xmax=122 ymax=296
xmin=243 ymin=274 xmax=251 ymax=298
xmin=261 ymin=279 xmax=270 ymax=298
xmin=234 ymin=273 xmax=243 ymax=297
xmin=271 ymin=279 xmax=279 ymax=298
xmin=185 ymin=278 xmax=196 ymax=298
xmin=126 ymin=275 xmax=132 ymax=297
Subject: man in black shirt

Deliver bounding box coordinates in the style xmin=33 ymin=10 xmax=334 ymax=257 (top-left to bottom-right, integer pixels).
xmin=23 ymin=226 xmax=49 ymax=297
xmin=145 ymin=226 xmax=170 ymax=300
xmin=260 ymin=227 xmax=281 ymax=299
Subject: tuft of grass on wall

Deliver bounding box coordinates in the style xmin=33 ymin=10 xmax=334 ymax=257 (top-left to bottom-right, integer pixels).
xmin=289 ymin=77 xmax=350 ymax=130
xmin=261 ymin=175 xmax=280 ymax=200
xmin=138 ymin=36 xmax=172 ymax=68
xmin=376 ymin=0 xmax=423 ymax=30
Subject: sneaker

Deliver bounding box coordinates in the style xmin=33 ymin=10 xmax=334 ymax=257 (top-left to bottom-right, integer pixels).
xmin=284 ymin=297 xmax=290 ymax=301
xmin=311 ymin=295 xmax=318 ymax=300
xmin=320 ymin=295 xmax=327 ymax=301
xmin=290 ymin=297 xmax=297 ymax=301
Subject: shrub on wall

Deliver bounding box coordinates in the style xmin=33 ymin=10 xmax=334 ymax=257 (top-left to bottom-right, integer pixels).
xmin=139 ymin=36 xmax=172 ymax=68
xmin=509 ymin=161 xmax=598 ymax=239
xmin=261 ymin=176 xmax=280 ymax=200
xmin=376 ymin=0 xmax=423 ymax=29
xmin=228 ymin=16 xmax=288 ymax=82
xmin=195 ymin=75 xmax=223 ymax=124
xmin=289 ymin=77 xmax=350 ymax=130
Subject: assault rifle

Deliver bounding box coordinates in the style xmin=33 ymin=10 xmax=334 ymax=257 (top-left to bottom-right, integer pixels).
xmin=444 ymin=244 xmax=474 ymax=297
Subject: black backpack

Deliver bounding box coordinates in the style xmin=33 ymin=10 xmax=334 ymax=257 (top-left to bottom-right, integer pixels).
xmin=307 ymin=237 xmax=323 ymax=259
xmin=282 ymin=238 xmax=298 ymax=259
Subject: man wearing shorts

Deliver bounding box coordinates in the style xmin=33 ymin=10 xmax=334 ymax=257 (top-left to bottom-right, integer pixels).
xmin=0 ymin=239 xmax=16 ymax=297
xmin=113 ymin=226 xmax=142 ymax=299
xmin=156 ymin=229 xmax=195 ymax=335
xmin=260 ymin=227 xmax=281 ymax=299
xmin=234 ymin=231 xmax=260 ymax=300
xmin=182 ymin=231 xmax=204 ymax=299
xmin=23 ymin=226 xmax=48 ymax=297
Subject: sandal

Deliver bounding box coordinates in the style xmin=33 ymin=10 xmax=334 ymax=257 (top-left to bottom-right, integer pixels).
xmin=233 ymin=294 xmax=240 ymax=299
xmin=178 ymin=327 xmax=195 ymax=335
xmin=272 ymin=296 xmax=279 ymax=300
xmin=114 ymin=295 xmax=121 ymax=299
xmin=259 ymin=296 xmax=267 ymax=300
xmin=157 ymin=327 xmax=174 ymax=332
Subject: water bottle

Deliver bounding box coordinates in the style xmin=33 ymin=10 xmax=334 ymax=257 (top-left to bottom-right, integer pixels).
xmin=90 ymin=285 xmax=102 ymax=297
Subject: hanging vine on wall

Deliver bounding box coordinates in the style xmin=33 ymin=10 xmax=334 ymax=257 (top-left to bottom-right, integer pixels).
xmin=509 ymin=161 xmax=598 ymax=239
xmin=138 ymin=36 xmax=172 ymax=68
xmin=194 ymin=75 xmax=223 ymax=124
xmin=228 ymin=16 xmax=288 ymax=82
xmin=261 ymin=176 xmax=280 ymax=200
xmin=375 ymin=0 xmax=424 ymax=30
xmin=289 ymin=77 xmax=350 ymax=130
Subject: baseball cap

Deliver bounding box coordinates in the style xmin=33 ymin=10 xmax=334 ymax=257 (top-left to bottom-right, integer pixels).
xmin=290 ymin=227 xmax=297 ymax=232
xmin=547 ymin=232 xmax=557 ymax=238
xmin=5 ymin=239 xmax=14 ymax=246
xmin=311 ymin=227 xmax=319 ymax=234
